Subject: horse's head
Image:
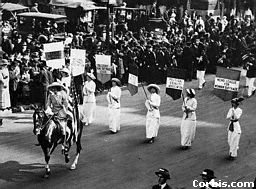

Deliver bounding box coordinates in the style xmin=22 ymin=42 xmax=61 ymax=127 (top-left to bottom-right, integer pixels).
xmin=33 ymin=106 xmax=47 ymax=136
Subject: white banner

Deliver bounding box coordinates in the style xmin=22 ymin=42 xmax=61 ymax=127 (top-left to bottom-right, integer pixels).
xmin=166 ymin=77 xmax=184 ymax=90
xmin=70 ymin=49 xmax=86 ymax=76
xmin=43 ymin=42 xmax=65 ymax=69
xmin=128 ymin=73 xmax=138 ymax=87
xmin=96 ymin=55 xmax=111 ymax=74
xmin=214 ymin=77 xmax=239 ymax=92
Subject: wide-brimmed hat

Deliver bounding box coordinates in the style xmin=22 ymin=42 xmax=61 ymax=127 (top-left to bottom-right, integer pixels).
xmin=231 ymin=97 xmax=244 ymax=105
xmin=0 ymin=59 xmax=9 ymax=66
xmin=27 ymin=34 xmax=33 ymax=39
xmin=186 ymin=88 xmax=196 ymax=96
xmin=200 ymin=169 xmax=216 ymax=179
xmin=155 ymin=168 xmax=171 ymax=180
xmin=48 ymin=82 xmax=66 ymax=92
xmin=147 ymin=84 xmax=160 ymax=94
xmin=86 ymin=72 xmax=96 ymax=80
xmin=111 ymin=78 xmax=121 ymax=86
xmin=60 ymin=67 xmax=70 ymax=76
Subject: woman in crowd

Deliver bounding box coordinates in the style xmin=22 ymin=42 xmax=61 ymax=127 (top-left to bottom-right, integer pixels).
xmin=106 ymin=78 xmax=122 ymax=134
xmin=82 ymin=72 xmax=96 ymax=126
xmin=226 ymin=97 xmax=243 ymax=160
xmin=180 ymin=89 xmax=197 ymax=150
xmin=145 ymin=84 xmax=161 ymax=144
xmin=0 ymin=59 xmax=11 ymax=126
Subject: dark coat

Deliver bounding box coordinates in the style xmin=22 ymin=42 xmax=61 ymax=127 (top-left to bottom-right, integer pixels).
xmin=152 ymin=184 xmax=172 ymax=189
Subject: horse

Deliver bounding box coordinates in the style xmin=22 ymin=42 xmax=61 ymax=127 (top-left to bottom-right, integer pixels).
xmin=33 ymin=106 xmax=83 ymax=178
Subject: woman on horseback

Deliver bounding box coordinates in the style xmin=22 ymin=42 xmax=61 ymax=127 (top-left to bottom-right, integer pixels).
xmin=45 ymin=82 xmax=70 ymax=149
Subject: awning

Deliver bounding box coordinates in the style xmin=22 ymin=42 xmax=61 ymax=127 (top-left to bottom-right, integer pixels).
xmin=49 ymin=0 xmax=95 ymax=9
xmin=1 ymin=3 xmax=29 ymax=12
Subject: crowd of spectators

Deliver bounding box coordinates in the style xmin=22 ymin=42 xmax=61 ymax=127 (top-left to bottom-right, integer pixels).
xmin=1 ymin=6 xmax=256 ymax=115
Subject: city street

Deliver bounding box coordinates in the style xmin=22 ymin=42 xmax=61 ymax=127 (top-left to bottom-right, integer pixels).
xmin=0 ymin=73 xmax=256 ymax=189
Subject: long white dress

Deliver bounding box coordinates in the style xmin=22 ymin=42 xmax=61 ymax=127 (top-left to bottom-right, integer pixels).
xmin=180 ymin=97 xmax=197 ymax=147
xmin=0 ymin=67 xmax=11 ymax=110
xmin=145 ymin=93 xmax=161 ymax=139
xmin=106 ymin=86 xmax=121 ymax=133
xmin=82 ymin=80 xmax=96 ymax=124
xmin=226 ymin=107 xmax=242 ymax=157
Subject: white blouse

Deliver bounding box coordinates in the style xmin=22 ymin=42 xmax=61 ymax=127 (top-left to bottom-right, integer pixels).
xmin=107 ymin=86 xmax=121 ymax=109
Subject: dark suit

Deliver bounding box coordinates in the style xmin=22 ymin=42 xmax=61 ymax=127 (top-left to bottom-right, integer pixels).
xmin=39 ymin=68 xmax=50 ymax=108
xmin=152 ymin=184 xmax=172 ymax=189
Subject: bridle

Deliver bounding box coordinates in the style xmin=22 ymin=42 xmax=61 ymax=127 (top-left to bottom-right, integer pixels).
xmin=33 ymin=110 xmax=53 ymax=135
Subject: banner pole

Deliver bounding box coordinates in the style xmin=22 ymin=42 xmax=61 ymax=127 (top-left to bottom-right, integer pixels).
xmin=141 ymin=82 xmax=149 ymax=100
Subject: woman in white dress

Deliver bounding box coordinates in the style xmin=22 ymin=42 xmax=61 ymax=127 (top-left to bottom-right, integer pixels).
xmin=106 ymin=78 xmax=122 ymax=134
xmin=145 ymin=84 xmax=161 ymax=144
xmin=82 ymin=72 xmax=96 ymax=126
xmin=226 ymin=97 xmax=243 ymax=160
xmin=180 ymin=89 xmax=197 ymax=150
xmin=0 ymin=59 xmax=11 ymax=126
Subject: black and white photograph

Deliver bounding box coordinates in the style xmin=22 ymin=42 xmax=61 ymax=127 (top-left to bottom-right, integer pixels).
xmin=0 ymin=0 xmax=256 ymax=188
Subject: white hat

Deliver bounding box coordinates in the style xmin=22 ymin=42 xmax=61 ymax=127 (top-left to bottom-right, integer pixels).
xmin=48 ymin=82 xmax=66 ymax=92
xmin=147 ymin=84 xmax=160 ymax=94
xmin=111 ymin=78 xmax=121 ymax=86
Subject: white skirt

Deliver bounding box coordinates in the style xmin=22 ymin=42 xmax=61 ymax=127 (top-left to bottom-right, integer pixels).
xmin=180 ymin=119 xmax=196 ymax=146
xmin=146 ymin=115 xmax=160 ymax=139
xmin=108 ymin=108 xmax=120 ymax=132
xmin=82 ymin=102 xmax=96 ymax=124
xmin=0 ymin=88 xmax=11 ymax=110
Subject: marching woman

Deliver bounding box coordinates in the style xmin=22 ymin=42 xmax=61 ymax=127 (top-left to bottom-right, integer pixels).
xmin=145 ymin=84 xmax=161 ymax=144
xmin=82 ymin=72 xmax=96 ymax=126
xmin=226 ymin=97 xmax=243 ymax=160
xmin=0 ymin=59 xmax=11 ymax=126
xmin=180 ymin=89 xmax=197 ymax=150
xmin=106 ymin=78 xmax=122 ymax=134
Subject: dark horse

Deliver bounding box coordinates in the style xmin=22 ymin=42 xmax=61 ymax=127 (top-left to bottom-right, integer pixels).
xmin=33 ymin=107 xmax=83 ymax=178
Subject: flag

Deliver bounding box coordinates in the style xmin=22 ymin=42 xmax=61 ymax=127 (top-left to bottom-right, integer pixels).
xmin=214 ymin=66 xmax=241 ymax=101
xmin=127 ymin=63 xmax=139 ymax=96
xmin=166 ymin=68 xmax=186 ymax=100
xmin=95 ymin=55 xmax=112 ymax=84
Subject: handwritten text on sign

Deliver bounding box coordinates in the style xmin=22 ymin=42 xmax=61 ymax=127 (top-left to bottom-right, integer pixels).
xmin=214 ymin=77 xmax=239 ymax=92
xmin=166 ymin=77 xmax=184 ymax=90
xmin=128 ymin=73 xmax=138 ymax=86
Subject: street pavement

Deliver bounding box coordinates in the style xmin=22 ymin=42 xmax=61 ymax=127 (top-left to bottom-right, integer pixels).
xmin=0 ymin=72 xmax=256 ymax=189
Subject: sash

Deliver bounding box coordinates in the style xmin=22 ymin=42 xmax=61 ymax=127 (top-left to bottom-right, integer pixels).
xmin=229 ymin=119 xmax=238 ymax=132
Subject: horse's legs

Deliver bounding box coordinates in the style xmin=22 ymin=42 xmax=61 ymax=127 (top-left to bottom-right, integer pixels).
xmin=70 ymin=122 xmax=83 ymax=170
xmin=42 ymin=147 xmax=51 ymax=178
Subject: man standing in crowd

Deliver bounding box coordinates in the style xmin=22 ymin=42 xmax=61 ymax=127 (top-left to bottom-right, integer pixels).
xmin=200 ymin=169 xmax=220 ymax=189
xmin=152 ymin=168 xmax=172 ymax=189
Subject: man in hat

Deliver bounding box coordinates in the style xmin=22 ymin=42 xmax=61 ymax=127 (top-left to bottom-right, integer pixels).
xmin=245 ymin=57 xmax=256 ymax=97
xmin=145 ymin=84 xmax=161 ymax=144
xmin=196 ymin=49 xmax=208 ymax=89
xmin=200 ymin=169 xmax=219 ymax=189
xmin=9 ymin=60 xmax=20 ymax=109
xmin=226 ymin=97 xmax=243 ymax=160
xmin=180 ymin=89 xmax=197 ymax=150
xmin=0 ymin=59 xmax=11 ymax=126
xmin=39 ymin=61 xmax=50 ymax=109
xmin=152 ymin=168 xmax=172 ymax=189
xmin=106 ymin=78 xmax=122 ymax=134
xmin=82 ymin=72 xmax=96 ymax=126
xmin=31 ymin=3 xmax=39 ymax=12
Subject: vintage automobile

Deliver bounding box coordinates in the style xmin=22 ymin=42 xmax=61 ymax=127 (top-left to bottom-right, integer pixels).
xmin=17 ymin=12 xmax=68 ymax=41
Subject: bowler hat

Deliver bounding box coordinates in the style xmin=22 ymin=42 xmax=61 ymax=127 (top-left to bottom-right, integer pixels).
xmin=200 ymin=169 xmax=216 ymax=179
xmin=155 ymin=168 xmax=171 ymax=180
